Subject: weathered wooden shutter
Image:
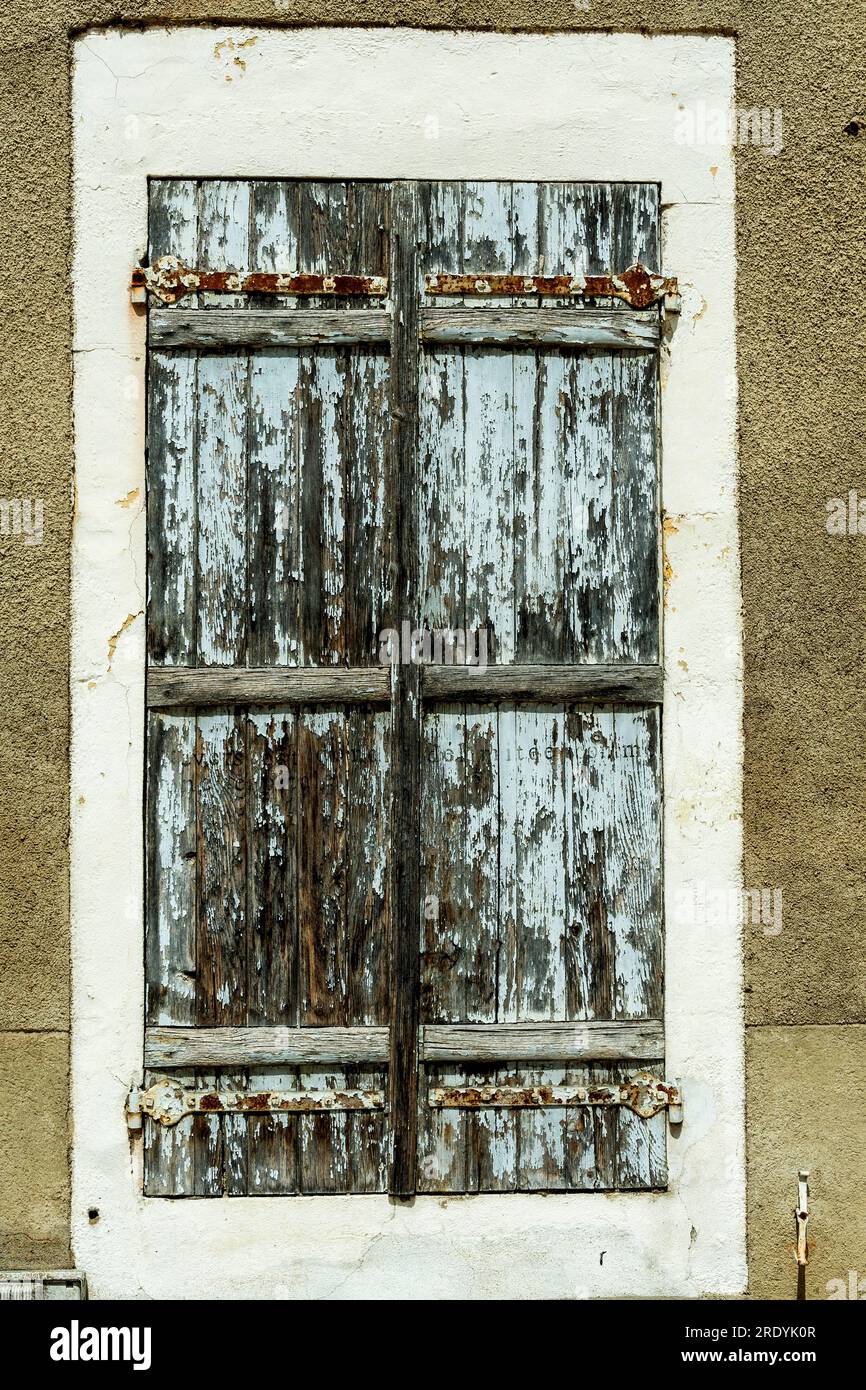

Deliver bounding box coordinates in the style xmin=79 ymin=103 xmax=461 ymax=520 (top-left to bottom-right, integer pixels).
xmin=143 ymin=179 xmax=667 ymax=1197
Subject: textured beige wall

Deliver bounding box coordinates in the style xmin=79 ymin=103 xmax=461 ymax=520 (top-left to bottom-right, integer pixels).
xmin=1 ymin=2 xmax=864 ymax=1295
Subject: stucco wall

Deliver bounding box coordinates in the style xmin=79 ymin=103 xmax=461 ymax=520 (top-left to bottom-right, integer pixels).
xmin=2 ymin=2 xmax=864 ymax=1299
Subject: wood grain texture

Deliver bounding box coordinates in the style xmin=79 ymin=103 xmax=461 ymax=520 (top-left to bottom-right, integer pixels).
xmin=147 ymin=666 xmax=390 ymax=708
xmin=421 ymin=663 xmax=662 ymax=703
xmin=420 ymin=307 xmax=658 ymax=348
xmin=151 ymin=308 xmax=391 ymax=348
xmin=387 ymin=181 xmax=423 ymax=1197
xmin=146 ymin=1025 xmax=391 ymax=1067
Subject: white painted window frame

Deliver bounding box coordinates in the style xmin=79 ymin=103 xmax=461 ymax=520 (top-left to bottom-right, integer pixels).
xmin=71 ymin=26 xmax=743 ymax=1299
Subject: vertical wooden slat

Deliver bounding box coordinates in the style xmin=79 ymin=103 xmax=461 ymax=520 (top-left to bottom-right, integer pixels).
xmin=345 ymin=350 xmax=391 ymax=665
xmin=196 ymin=181 xmax=251 ymax=1192
xmin=144 ymin=179 xmax=200 ymax=1195
xmin=195 ymin=712 xmax=247 ymax=1192
xmin=565 ymin=706 xmax=616 ymax=1022
xmin=616 ymin=1058 xmax=668 ymax=1189
xmin=346 ymin=709 xmax=391 ymax=1026
xmin=611 ymin=707 xmax=663 ymax=1019
xmin=196 ymin=359 xmax=248 ymax=667
xmin=609 ymin=352 xmax=659 ymax=663
xmin=462 ymin=181 xmax=515 ymax=665
xmin=298 ymin=710 xmax=347 ymax=1027
xmin=247 ymin=350 xmax=301 ymax=667
xmin=245 ymin=710 xmax=298 ymax=1192
xmin=464 ymin=707 xmax=516 ymax=1189
xmin=419 ymin=181 xmax=465 ymax=644
xmin=147 ymin=355 xmax=197 ymax=667
xmin=388 ymin=180 xmax=422 ymax=1197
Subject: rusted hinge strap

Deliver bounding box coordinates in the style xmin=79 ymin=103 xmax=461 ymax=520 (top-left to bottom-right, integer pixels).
xmin=428 ymin=1071 xmax=681 ymax=1120
xmin=132 ymin=256 xmax=388 ymax=306
xmin=424 ymin=264 xmax=678 ymax=312
xmin=132 ymin=1077 xmax=385 ymax=1128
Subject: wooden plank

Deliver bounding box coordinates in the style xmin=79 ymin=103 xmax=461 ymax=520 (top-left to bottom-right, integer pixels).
xmin=346 ymin=709 xmax=391 ymax=1026
xmin=150 ymin=308 xmax=392 ymax=348
xmin=508 ymin=708 xmax=569 ymax=1186
xmin=298 ymin=352 xmax=346 ymax=666
xmin=145 ymin=179 xmax=200 ymax=1198
xmin=421 ymin=1020 xmax=664 ymax=1062
xmin=462 ymin=182 xmax=515 ymax=667
xmin=247 ymin=351 xmax=301 ymax=667
xmin=565 ymin=706 xmax=616 ymax=1021
xmin=246 ymin=712 xmax=296 ymax=1027
xmin=564 ymin=1063 xmax=617 ymax=1190
xmin=194 ymin=179 xmax=252 ymax=1196
xmin=250 ymin=178 xmax=299 ymax=310
xmin=609 ymin=351 xmax=659 ymax=662
xmin=345 ymin=350 xmax=392 ymax=665
xmin=146 ymin=354 xmax=197 ymax=665
xmin=421 ymin=663 xmax=662 ymax=704
xmin=418 ymin=181 xmax=465 ymax=643
xmin=298 ymin=710 xmax=348 ymax=1027
xmin=420 ymin=307 xmax=659 ymax=348
xmin=146 ymin=1025 xmax=391 ymax=1067
xmin=388 ymin=180 xmax=423 ymax=1198
xmin=196 ymin=350 xmax=247 ymax=666
xmin=147 ymin=665 xmax=390 ymax=708
xmin=611 ymin=707 xmax=663 ymax=1018
xmin=146 ymin=713 xmax=196 ymax=1028
xmin=615 ymin=1056 xmax=668 ymax=1190
xmin=195 ymin=712 xmax=247 ymax=1027
xmin=464 ymin=704 xmax=516 ymax=1191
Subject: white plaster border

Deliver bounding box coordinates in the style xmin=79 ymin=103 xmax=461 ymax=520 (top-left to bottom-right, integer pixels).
xmin=71 ymin=26 xmax=743 ymax=1299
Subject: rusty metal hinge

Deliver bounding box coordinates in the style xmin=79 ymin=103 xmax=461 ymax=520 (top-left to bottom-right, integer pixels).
xmin=428 ymin=1070 xmax=682 ymax=1121
xmin=128 ymin=1077 xmax=384 ymax=1129
xmin=424 ymin=264 xmax=679 ymax=313
xmin=131 ymin=256 xmax=388 ymax=306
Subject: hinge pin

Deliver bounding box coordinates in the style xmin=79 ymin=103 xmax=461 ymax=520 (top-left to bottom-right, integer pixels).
xmin=126 ymin=1085 xmax=142 ymax=1133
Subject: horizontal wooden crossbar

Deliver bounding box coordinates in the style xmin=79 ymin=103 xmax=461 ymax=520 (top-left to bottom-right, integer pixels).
xmin=147 ymin=666 xmax=391 ymax=709
xmin=146 ymin=1025 xmax=390 ymax=1067
xmin=149 ymin=308 xmax=392 ymax=349
xmin=422 ymin=1020 xmax=664 ymax=1062
xmin=147 ymin=664 xmax=662 ymax=709
xmin=420 ymin=307 xmax=659 ymax=349
xmin=145 ymin=1020 xmax=663 ymax=1068
xmin=422 ymin=663 xmax=663 ymax=704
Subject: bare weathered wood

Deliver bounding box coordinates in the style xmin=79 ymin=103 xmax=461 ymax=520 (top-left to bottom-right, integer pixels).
xmin=421 ymin=1020 xmax=663 ymax=1062
xmin=388 ymin=181 xmax=423 ymax=1198
xmin=298 ymin=710 xmax=348 ymax=1027
xmin=144 ymin=180 xmax=200 ymax=1198
xmin=421 ymin=663 xmax=662 ymax=703
xmin=420 ymin=307 xmax=658 ymax=348
xmin=146 ymin=665 xmax=390 ymax=708
xmin=146 ymin=1025 xmax=390 ymax=1067
xmin=346 ymin=710 xmax=391 ymax=1026
xmin=246 ymin=712 xmax=296 ymax=1027
xmin=150 ymin=308 xmax=392 ymax=348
